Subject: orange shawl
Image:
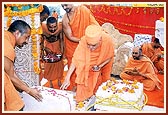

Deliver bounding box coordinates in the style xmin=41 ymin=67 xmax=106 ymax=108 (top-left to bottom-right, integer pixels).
xmin=64 ymin=5 xmax=99 ymax=90
xmin=141 ymin=43 xmax=164 ymax=71
xmin=142 ymin=43 xmax=162 ymax=62
xmin=64 ymin=5 xmax=99 ymax=59
xmin=72 ymin=32 xmax=114 ymax=101
xmin=4 ymin=31 xmax=16 ymax=61
xmin=120 ymin=55 xmax=162 ymax=91
xmin=4 ymin=31 xmax=24 ymax=111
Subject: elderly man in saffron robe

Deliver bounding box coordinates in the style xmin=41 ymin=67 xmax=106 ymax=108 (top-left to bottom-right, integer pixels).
xmin=61 ymin=4 xmax=99 ymax=91
xmin=120 ymin=46 xmax=162 ymax=91
xmin=60 ymin=25 xmax=114 ymax=102
xmin=141 ymin=38 xmax=164 ymax=74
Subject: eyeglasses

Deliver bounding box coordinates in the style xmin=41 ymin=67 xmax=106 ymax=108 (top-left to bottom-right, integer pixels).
xmin=132 ymin=52 xmax=138 ymax=54
xmin=87 ymin=43 xmax=99 ymax=48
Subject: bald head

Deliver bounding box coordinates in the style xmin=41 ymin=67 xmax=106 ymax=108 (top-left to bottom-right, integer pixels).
xmin=61 ymin=4 xmax=74 ymax=13
xmin=132 ymin=46 xmax=142 ymax=60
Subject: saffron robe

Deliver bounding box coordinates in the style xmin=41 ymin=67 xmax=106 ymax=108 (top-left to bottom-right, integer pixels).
xmin=4 ymin=31 xmax=24 ymax=111
xmin=72 ymin=32 xmax=114 ymax=102
xmin=141 ymin=43 xmax=164 ymax=72
xmin=120 ymin=55 xmax=162 ymax=91
xmin=64 ymin=5 xmax=99 ymax=90
xmin=40 ymin=23 xmax=64 ymax=83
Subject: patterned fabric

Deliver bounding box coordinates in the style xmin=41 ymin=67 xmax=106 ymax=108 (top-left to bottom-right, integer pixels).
xmin=133 ymin=34 xmax=152 ymax=47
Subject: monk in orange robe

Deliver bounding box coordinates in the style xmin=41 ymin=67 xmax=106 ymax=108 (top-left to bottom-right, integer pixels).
xmin=141 ymin=38 xmax=164 ymax=74
xmin=4 ymin=20 xmax=42 ymax=111
xmin=61 ymin=4 xmax=99 ymax=91
xmin=60 ymin=25 xmax=114 ymax=102
xmin=40 ymin=5 xmax=50 ymax=23
xmin=40 ymin=17 xmax=64 ymax=88
xmin=52 ymin=10 xmax=58 ymax=19
xmin=120 ymin=47 xmax=162 ymax=91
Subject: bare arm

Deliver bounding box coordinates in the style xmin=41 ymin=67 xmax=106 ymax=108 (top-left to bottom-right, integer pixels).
xmin=99 ymin=58 xmax=112 ymax=68
xmin=4 ymin=56 xmax=43 ymax=101
xmin=92 ymin=58 xmax=112 ymax=71
xmin=60 ymin=63 xmax=76 ymax=90
xmin=62 ymin=17 xmax=80 ymax=43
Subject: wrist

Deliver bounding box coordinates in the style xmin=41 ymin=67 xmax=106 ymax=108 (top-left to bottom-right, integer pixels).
xmin=26 ymin=88 xmax=31 ymax=94
xmin=98 ymin=65 xmax=102 ymax=68
xmin=140 ymin=73 xmax=145 ymax=77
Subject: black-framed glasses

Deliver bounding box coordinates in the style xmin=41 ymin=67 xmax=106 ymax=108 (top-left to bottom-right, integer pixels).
xmin=132 ymin=52 xmax=138 ymax=54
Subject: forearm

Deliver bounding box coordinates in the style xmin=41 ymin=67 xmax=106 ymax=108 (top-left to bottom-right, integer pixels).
xmin=99 ymin=58 xmax=111 ymax=68
xmin=64 ymin=32 xmax=80 ymax=43
xmin=69 ymin=36 xmax=80 ymax=42
xmin=65 ymin=63 xmax=76 ymax=81
xmin=63 ymin=21 xmax=80 ymax=43
xmin=11 ymin=74 xmax=31 ymax=93
xmin=93 ymin=58 xmax=112 ymax=71
xmin=4 ymin=57 xmax=30 ymax=93
xmin=139 ymin=73 xmax=146 ymax=78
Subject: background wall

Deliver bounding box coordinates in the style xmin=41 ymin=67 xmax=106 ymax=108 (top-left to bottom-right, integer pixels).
xmin=84 ymin=4 xmax=165 ymax=50
xmin=85 ymin=4 xmax=164 ymax=39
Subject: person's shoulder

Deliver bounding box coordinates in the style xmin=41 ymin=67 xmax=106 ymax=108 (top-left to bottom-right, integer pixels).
xmin=4 ymin=30 xmax=9 ymax=40
xmin=79 ymin=5 xmax=90 ymax=12
xmin=4 ymin=30 xmax=13 ymax=39
xmin=142 ymin=42 xmax=150 ymax=46
xmin=141 ymin=55 xmax=152 ymax=62
xmin=4 ymin=30 xmax=8 ymax=35
xmin=62 ymin=15 xmax=69 ymax=25
xmin=62 ymin=14 xmax=66 ymax=20
xmin=80 ymin=5 xmax=88 ymax=9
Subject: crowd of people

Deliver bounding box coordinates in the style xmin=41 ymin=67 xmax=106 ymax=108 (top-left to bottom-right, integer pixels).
xmin=3 ymin=4 xmax=164 ymax=111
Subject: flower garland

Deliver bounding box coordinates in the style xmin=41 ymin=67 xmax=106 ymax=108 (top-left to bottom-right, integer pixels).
xmin=4 ymin=4 xmax=43 ymax=74
xmin=30 ymin=13 xmax=43 ymax=74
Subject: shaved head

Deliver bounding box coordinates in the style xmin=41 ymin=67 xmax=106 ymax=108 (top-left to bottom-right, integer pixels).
xmin=132 ymin=46 xmax=142 ymax=60
xmin=132 ymin=46 xmax=141 ymax=52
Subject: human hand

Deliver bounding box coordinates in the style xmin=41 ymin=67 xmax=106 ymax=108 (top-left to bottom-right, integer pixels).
xmin=125 ymin=68 xmax=140 ymax=76
xmin=60 ymin=79 xmax=70 ymax=90
xmin=131 ymin=71 xmax=140 ymax=75
xmin=92 ymin=65 xmax=101 ymax=72
xmin=131 ymin=67 xmax=140 ymax=75
xmin=125 ymin=70 xmax=133 ymax=75
xmin=132 ymin=67 xmax=138 ymax=72
xmin=28 ymin=88 xmax=43 ymax=102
